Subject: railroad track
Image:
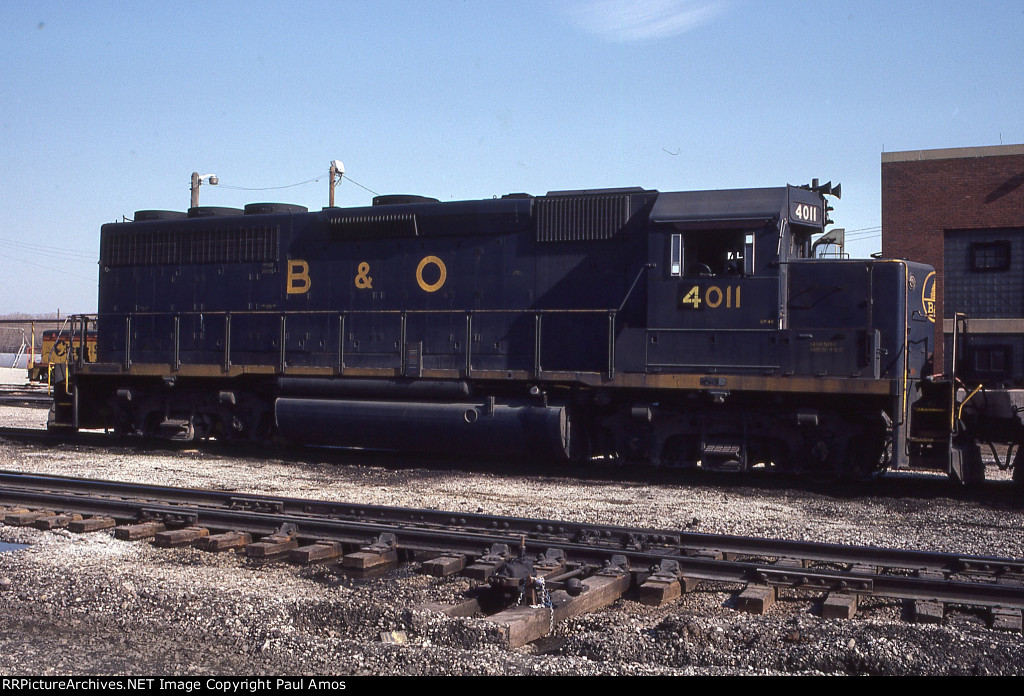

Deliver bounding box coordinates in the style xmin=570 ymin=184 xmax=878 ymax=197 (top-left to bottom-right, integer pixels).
xmin=0 ymin=387 xmax=52 ymax=407
xmin=0 ymin=470 xmax=1021 ymax=647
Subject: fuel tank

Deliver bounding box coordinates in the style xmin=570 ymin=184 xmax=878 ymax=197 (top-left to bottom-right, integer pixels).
xmin=274 ymin=397 xmax=574 ymax=459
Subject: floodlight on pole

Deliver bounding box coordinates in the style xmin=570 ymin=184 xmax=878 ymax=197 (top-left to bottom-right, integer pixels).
xmin=190 ymin=171 xmax=219 ymax=208
xmin=329 ymin=160 xmax=344 ymax=207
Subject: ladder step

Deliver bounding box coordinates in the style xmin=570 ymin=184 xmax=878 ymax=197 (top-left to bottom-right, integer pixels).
xmin=703 ymin=443 xmax=741 ymax=456
xmin=908 ymin=436 xmax=948 ymax=444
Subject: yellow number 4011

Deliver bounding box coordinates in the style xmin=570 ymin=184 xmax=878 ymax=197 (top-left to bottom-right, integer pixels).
xmin=681 ymin=285 xmax=742 ymax=309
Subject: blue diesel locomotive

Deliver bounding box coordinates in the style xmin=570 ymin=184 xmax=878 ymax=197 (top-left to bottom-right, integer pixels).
xmin=54 ymin=181 xmax=1002 ymax=482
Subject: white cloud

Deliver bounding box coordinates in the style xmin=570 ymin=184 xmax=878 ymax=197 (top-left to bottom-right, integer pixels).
xmin=568 ymin=0 xmax=727 ymax=42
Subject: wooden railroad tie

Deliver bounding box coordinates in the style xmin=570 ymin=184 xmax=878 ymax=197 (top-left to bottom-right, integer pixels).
xmin=735 ymin=584 xmax=777 ymax=614
xmin=638 ymin=559 xmax=701 ymax=606
xmin=913 ymin=600 xmax=945 ymax=624
xmin=486 ymin=557 xmax=632 ymax=649
xmin=342 ymin=533 xmax=398 ymax=570
xmin=114 ymin=521 xmax=166 ymax=541
xmin=4 ymin=510 xmax=55 ymax=526
xmin=290 ymin=540 xmax=345 ymax=565
xmin=68 ymin=517 xmax=117 ymax=533
xmin=913 ymin=569 xmax=946 ymax=624
xmin=247 ymin=533 xmax=299 ymax=559
xmin=991 ymin=607 xmax=1023 ymax=632
xmin=464 ymin=543 xmax=514 ymax=581
xmin=194 ymin=531 xmax=252 ymax=552
xmin=822 ymin=592 xmax=859 ymax=620
xmin=421 ymin=554 xmax=467 ymax=577
xmin=154 ymin=527 xmax=210 ymax=548
xmin=417 ymin=599 xmax=481 ymax=618
xmin=34 ymin=512 xmax=83 ymax=531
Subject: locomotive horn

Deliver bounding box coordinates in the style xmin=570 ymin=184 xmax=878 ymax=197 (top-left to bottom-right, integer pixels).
xmin=817 ymin=180 xmax=841 ymax=199
xmin=803 ymin=179 xmax=841 ymax=198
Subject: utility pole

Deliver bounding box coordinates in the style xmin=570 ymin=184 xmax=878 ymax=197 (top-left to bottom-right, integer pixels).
xmin=190 ymin=172 xmax=219 ymax=208
xmin=329 ymin=160 xmax=344 ymax=207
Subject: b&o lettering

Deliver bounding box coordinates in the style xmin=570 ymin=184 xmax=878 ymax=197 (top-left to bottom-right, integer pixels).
xmin=416 ymin=256 xmax=447 ymax=293
xmin=286 ymin=259 xmax=311 ymax=295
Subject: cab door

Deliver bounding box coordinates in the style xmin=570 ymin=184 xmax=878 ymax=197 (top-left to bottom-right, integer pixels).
xmin=645 ymin=225 xmax=781 ymax=374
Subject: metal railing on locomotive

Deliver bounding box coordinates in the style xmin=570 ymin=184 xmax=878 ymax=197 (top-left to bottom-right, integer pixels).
xmin=68 ymin=307 xmax=625 ymax=380
xmin=950 ymin=312 xmax=987 ymax=430
xmin=68 ymin=263 xmax=657 ymax=380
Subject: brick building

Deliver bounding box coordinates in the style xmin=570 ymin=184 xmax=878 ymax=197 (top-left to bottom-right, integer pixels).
xmin=881 ymin=144 xmax=1024 ymax=380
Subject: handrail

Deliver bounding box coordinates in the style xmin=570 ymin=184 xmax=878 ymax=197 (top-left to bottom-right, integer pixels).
xmin=72 ymin=306 xmax=625 ymax=380
xmin=950 ymin=312 xmax=968 ymax=434
xmin=73 ymin=308 xmax=617 ymax=318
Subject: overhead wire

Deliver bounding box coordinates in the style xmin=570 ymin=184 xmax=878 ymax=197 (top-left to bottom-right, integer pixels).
xmin=843 ymin=225 xmax=882 ymax=241
xmin=4 ymin=255 xmax=97 ymax=284
xmin=215 ymin=171 xmax=381 ymax=197
xmin=0 ymin=237 xmax=96 ymax=261
xmin=342 ymin=176 xmax=380 ymax=197
xmin=217 ymin=175 xmax=323 ymax=192
xmin=3 ymin=166 xmax=385 ymax=302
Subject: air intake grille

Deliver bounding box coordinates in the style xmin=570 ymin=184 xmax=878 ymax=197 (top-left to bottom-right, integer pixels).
xmin=536 ymin=194 xmax=630 ymax=242
xmin=329 ymin=213 xmax=418 ymax=239
xmin=100 ymin=225 xmax=279 ymax=266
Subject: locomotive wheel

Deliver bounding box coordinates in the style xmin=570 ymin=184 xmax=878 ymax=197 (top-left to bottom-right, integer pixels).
xmin=843 ymin=425 xmax=887 ymax=480
xmin=1009 ymin=444 xmax=1024 ymax=486
xmin=567 ymin=419 xmax=593 ymax=462
xmin=659 ymin=435 xmax=698 ymax=468
xmin=842 ymin=436 xmax=874 ymax=481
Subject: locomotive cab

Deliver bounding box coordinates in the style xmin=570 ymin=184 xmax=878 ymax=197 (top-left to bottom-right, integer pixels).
xmin=631 ymin=185 xmax=929 ymax=477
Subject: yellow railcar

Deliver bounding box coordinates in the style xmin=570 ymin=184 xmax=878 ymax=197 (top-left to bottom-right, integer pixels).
xmin=28 ymin=329 xmax=97 ymax=381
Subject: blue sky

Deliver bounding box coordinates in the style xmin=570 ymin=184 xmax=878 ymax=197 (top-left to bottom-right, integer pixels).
xmin=2 ymin=0 xmax=1022 ymax=313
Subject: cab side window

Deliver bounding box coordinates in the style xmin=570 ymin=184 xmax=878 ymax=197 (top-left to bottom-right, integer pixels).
xmin=682 ymin=230 xmax=746 ymax=277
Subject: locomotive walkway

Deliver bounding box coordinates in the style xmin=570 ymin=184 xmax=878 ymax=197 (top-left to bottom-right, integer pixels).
xmin=0 ymin=470 xmax=1022 ymax=646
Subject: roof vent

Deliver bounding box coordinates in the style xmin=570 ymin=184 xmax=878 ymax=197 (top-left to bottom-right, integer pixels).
xmin=372 ymin=194 xmax=439 ymax=206
xmin=244 ymin=203 xmax=308 ymax=215
xmin=536 ymin=193 xmax=631 ymax=242
xmin=133 ymin=210 xmax=187 ymax=222
xmin=187 ymin=206 xmax=244 ymax=218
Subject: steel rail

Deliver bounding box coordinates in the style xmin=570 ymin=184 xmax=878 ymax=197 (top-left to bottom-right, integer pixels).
xmin=6 ymin=484 xmax=1024 ymax=609
xmin=1 ymin=471 xmax=1023 ymax=610
xmin=0 ymin=469 xmax=1020 ymax=577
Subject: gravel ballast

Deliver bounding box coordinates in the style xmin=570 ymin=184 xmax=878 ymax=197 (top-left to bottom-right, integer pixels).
xmin=1 ymin=401 xmax=1023 ymax=675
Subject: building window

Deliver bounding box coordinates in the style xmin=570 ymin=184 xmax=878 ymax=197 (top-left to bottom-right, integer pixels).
xmin=971 ymin=240 xmax=1011 ymax=271
xmin=968 ymin=344 xmax=1012 ymax=380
